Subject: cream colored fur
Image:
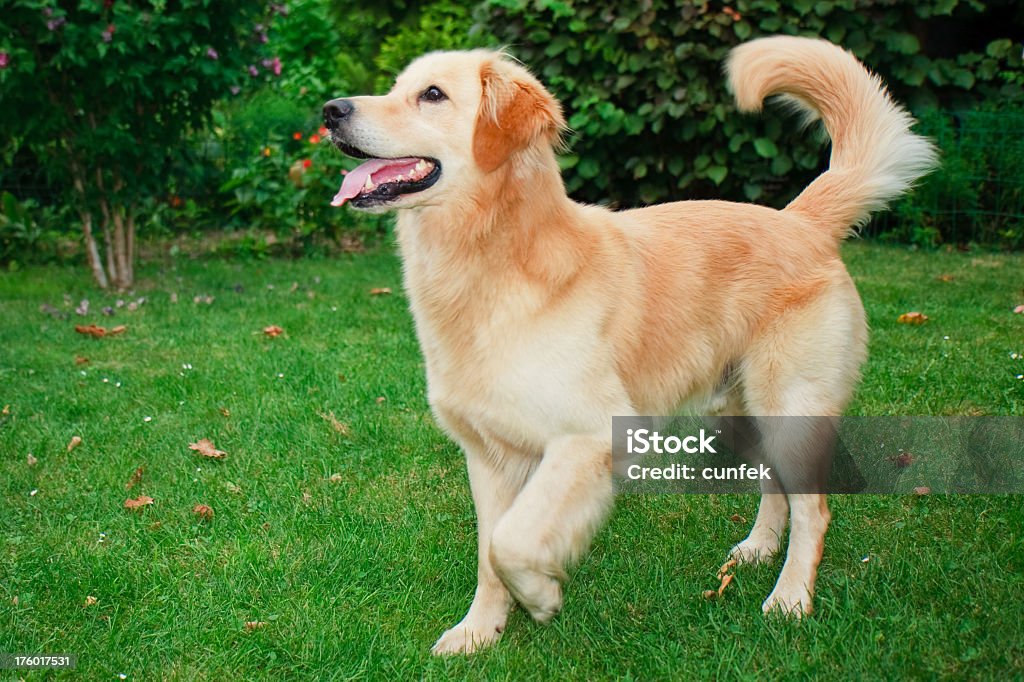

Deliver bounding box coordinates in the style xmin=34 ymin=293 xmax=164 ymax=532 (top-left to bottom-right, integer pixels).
xmin=324 ymin=36 xmax=937 ymax=655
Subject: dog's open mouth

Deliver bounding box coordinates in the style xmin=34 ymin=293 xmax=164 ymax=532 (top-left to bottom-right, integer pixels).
xmin=331 ymin=144 xmax=441 ymax=208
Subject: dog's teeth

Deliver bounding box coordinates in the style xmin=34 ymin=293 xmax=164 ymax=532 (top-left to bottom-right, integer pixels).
xmin=364 ymin=177 xmax=375 ymax=191
xmin=415 ymin=160 xmax=427 ymax=172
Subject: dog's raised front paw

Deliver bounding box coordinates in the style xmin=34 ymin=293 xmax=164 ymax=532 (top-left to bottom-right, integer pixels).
xmin=431 ymin=619 xmax=505 ymax=656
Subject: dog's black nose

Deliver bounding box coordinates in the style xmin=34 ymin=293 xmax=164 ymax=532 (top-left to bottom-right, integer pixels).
xmin=323 ymin=99 xmax=353 ymax=128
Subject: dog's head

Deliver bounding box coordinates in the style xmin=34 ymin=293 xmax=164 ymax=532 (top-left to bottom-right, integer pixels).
xmin=323 ymin=50 xmax=564 ymax=212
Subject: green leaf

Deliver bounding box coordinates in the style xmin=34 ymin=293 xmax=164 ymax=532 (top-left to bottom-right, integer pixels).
xmin=753 ymin=138 xmax=779 ymax=158
xmin=706 ymin=166 xmax=728 ymax=185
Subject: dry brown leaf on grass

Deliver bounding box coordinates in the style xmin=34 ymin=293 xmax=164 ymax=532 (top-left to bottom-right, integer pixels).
xmin=890 ymin=451 xmax=914 ymax=468
xmin=189 ymin=438 xmax=227 ymax=459
xmin=193 ymin=504 xmax=214 ymax=520
xmin=369 ymin=287 xmax=392 ymax=296
xmin=897 ymin=311 xmax=929 ymax=325
xmin=124 ymin=495 xmax=154 ymax=510
xmin=225 ymin=481 xmax=242 ymax=494
xmin=74 ymin=324 xmax=128 ymax=338
xmin=914 ymin=486 xmax=931 ymax=495
xmin=704 ymin=559 xmax=738 ymax=600
xmin=936 ymin=274 xmax=955 ymax=283
xmin=75 ymin=355 xmax=90 ymax=365
xmin=2 ymin=404 xmax=9 ymax=415
xmin=125 ymin=466 xmax=144 ymax=489
xmin=328 ymin=473 xmax=344 ymax=484
xmin=244 ymin=621 xmax=268 ymax=631
xmin=262 ymin=325 xmax=284 ymax=338
xmin=67 ymin=435 xmax=83 ymax=452
xmin=319 ymin=411 xmax=350 ymax=436
xmin=729 ymin=513 xmax=746 ymax=524
xmin=84 ymin=595 xmax=98 ymax=607
xmin=218 ymin=406 xmax=231 ymax=417
xmin=27 ymin=453 xmax=38 ymax=467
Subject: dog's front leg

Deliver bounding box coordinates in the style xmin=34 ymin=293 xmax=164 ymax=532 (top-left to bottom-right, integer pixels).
xmin=490 ymin=432 xmax=614 ymax=623
xmin=432 ymin=441 xmax=525 ymax=655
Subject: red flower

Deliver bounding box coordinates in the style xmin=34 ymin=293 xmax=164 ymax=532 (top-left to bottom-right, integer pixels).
xmin=318 ymin=126 xmax=328 ymax=137
xmin=302 ymin=159 xmax=312 ymax=169
xmin=292 ymin=131 xmax=302 ymax=140
xmin=308 ymin=134 xmax=321 ymax=144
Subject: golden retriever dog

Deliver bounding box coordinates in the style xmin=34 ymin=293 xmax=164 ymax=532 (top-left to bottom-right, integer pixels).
xmin=322 ymin=36 xmax=936 ymax=655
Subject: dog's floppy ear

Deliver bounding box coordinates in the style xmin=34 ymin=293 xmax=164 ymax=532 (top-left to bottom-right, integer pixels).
xmin=473 ymin=57 xmax=564 ymax=173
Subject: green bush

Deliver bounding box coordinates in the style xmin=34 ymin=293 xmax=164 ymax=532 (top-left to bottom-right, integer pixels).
xmin=476 ymin=0 xmax=1023 ymax=212
xmin=878 ymin=107 xmax=1024 ymax=249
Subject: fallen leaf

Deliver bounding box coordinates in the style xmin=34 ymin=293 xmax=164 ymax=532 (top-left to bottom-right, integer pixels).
xmin=936 ymin=273 xmax=955 ymax=282
xmin=75 ymin=355 xmax=90 ymax=365
xmin=913 ymin=486 xmax=931 ymax=495
xmin=192 ymin=504 xmax=214 ymax=520
xmin=219 ymin=407 xmax=231 ymax=417
xmin=319 ymin=411 xmax=350 ymax=435
xmin=375 ymin=396 xmax=386 ymax=404
xmin=262 ymin=325 xmax=284 ymax=338
xmin=84 ymin=595 xmax=98 ymax=607
xmin=302 ymin=490 xmax=312 ymax=506
xmin=27 ymin=453 xmax=38 ymax=467
xmin=75 ymin=324 xmax=107 ymax=338
xmin=244 ymin=621 xmax=268 ymax=631
xmin=729 ymin=513 xmax=746 ymax=524
xmin=108 ymin=325 xmax=128 ymax=336
xmin=706 ymin=559 xmax=738 ymax=600
xmin=125 ymin=466 xmax=144 ymax=490
xmin=328 ymin=473 xmax=344 ymax=483
xmin=717 ymin=572 xmax=734 ymax=597
xmin=149 ymin=521 xmax=163 ymax=530
xmin=224 ymin=481 xmax=242 ymax=494
xmin=124 ymin=495 xmax=154 ymax=510
xmin=1 ymin=404 xmax=9 ymax=415
xmin=369 ymin=287 xmax=392 ymax=296
xmin=339 ymin=233 xmax=364 ymax=253
xmin=67 ymin=435 xmax=83 ymax=452
xmin=189 ymin=438 xmax=227 ymax=459
xmin=890 ymin=451 xmax=914 ymax=468
xmin=897 ymin=311 xmax=929 ymax=325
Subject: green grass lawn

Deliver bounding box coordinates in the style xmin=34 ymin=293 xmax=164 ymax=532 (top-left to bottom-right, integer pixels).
xmin=1 ymin=241 xmax=1022 ymax=680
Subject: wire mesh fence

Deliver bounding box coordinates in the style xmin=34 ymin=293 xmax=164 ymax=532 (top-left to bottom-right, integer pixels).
xmin=864 ymin=109 xmax=1024 ymax=248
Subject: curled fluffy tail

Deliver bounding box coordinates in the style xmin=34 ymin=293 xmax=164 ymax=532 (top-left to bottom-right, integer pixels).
xmin=726 ymin=36 xmax=938 ymax=239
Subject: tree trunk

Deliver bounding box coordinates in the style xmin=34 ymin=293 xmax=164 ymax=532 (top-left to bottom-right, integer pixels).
xmin=82 ymin=213 xmax=109 ymax=290
xmin=71 ymin=164 xmax=110 ymax=289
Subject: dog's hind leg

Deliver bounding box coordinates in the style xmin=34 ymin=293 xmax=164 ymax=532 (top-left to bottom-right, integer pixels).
xmin=730 ymin=475 xmax=789 ymax=564
xmin=739 ymin=276 xmax=866 ymax=616
xmin=489 ymin=431 xmax=615 ymax=623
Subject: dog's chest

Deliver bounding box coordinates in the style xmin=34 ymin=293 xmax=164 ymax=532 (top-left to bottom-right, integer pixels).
xmin=415 ymin=294 xmax=622 ymax=448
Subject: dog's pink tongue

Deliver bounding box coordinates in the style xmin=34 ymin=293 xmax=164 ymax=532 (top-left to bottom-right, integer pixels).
xmin=330 ymin=157 xmax=420 ymax=207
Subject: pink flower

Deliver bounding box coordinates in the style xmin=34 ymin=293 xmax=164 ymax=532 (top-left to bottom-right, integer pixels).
xmin=101 ymin=24 xmax=115 ymax=43
xmin=262 ymin=57 xmax=282 ymax=76
xmin=248 ymin=64 xmax=259 ymax=78
xmin=206 ymin=47 xmax=219 ymax=60
xmin=0 ymin=52 xmax=9 ymax=70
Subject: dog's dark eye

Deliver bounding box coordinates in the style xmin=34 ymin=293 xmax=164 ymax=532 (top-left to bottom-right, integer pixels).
xmin=419 ymin=85 xmax=447 ymax=103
